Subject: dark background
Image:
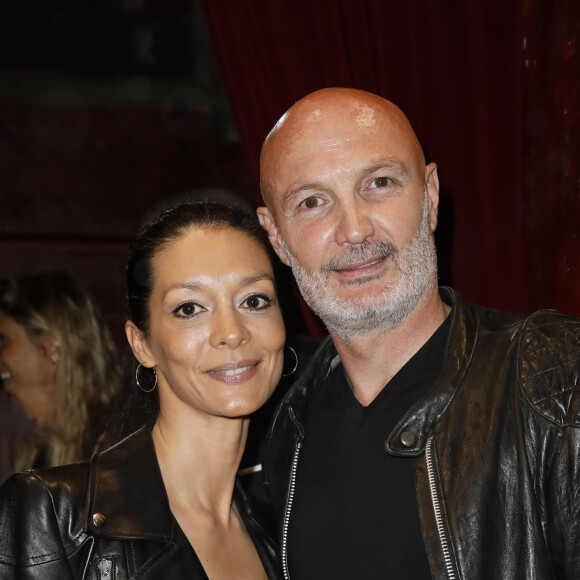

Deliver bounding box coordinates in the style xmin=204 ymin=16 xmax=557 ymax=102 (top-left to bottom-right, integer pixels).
xmin=0 ymin=0 xmax=578 ymax=344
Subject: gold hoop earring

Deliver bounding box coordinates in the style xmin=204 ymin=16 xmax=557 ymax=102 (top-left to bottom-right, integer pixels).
xmin=282 ymin=345 xmax=299 ymax=377
xmin=136 ymin=363 xmax=157 ymax=393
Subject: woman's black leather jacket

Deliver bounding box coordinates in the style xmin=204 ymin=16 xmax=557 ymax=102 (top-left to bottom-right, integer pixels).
xmin=263 ymin=288 xmax=580 ymax=579
xmin=0 ymin=427 xmax=282 ymax=579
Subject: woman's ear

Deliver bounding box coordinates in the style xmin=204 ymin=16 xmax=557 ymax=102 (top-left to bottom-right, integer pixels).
xmin=41 ymin=332 xmax=60 ymax=364
xmin=125 ymin=321 xmax=155 ymax=367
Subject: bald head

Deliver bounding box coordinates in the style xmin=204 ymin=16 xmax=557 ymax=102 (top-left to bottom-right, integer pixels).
xmin=260 ymin=88 xmax=426 ymax=209
xmin=256 ymin=87 xmax=441 ymax=341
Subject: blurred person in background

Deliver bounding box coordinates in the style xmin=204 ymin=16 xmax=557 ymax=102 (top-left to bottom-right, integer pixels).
xmin=0 ymin=269 xmax=121 ymax=477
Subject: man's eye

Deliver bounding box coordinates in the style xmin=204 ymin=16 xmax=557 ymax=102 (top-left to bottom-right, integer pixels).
xmin=300 ymin=196 xmax=320 ymax=210
xmin=241 ymin=294 xmax=272 ymax=311
xmin=172 ymin=302 xmax=203 ymax=318
xmin=371 ymin=177 xmax=391 ymax=188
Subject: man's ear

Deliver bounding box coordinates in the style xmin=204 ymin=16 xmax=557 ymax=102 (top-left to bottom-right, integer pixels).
xmin=424 ymin=162 xmax=440 ymax=232
xmin=125 ymin=321 xmax=156 ymax=368
xmin=256 ymin=207 xmax=291 ymax=266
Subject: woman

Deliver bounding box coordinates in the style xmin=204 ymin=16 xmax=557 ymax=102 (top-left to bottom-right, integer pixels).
xmin=0 ymin=202 xmax=285 ymax=579
xmin=0 ymin=270 xmax=121 ymax=476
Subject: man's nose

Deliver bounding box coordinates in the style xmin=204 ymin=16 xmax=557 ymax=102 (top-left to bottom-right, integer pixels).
xmin=210 ymin=309 xmax=248 ymax=349
xmin=334 ymin=201 xmax=375 ymax=245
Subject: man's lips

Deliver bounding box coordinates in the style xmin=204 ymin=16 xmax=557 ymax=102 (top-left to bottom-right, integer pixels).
xmin=206 ymin=360 xmax=259 ymax=383
xmin=334 ymin=255 xmax=387 ymax=273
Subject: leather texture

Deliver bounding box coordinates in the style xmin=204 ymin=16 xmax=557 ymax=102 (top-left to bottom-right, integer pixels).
xmin=0 ymin=427 xmax=282 ymax=579
xmin=263 ymin=287 xmax=580 ymax=579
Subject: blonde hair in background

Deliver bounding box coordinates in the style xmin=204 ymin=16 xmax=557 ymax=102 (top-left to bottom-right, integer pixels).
xmin=0 ymin=271 xmax=121 ymax=470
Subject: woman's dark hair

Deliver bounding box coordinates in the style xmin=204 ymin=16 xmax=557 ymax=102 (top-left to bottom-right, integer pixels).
xmin=106 ymin=201 xmax=280 ymax=443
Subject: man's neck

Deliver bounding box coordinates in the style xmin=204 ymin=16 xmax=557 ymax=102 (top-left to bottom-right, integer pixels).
xmin=330 ymin=287 xmax=450 ymax=407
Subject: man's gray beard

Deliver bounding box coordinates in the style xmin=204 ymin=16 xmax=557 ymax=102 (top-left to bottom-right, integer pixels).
xmin=281 ymin=196 xmax=437 ymax=341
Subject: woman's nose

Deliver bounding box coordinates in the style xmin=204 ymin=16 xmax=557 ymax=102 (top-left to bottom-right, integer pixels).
xmin=210 ymin=309 xmax=248 ymax=349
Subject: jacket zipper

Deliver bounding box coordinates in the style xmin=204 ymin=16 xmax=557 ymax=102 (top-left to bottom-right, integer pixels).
xmin=97 ymin=557 xmax=114 ymax=579
xmin=281 ymin=439 xmax=302 ymax=580
xmin=425 ymin=437 xmax=457 ymax=580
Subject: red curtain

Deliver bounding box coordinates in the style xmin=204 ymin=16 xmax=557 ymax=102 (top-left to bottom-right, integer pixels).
xmin=201 ymin=0 xmax=579 ymax=321
xmin=523 ymin=0 xmax=580 ymax=316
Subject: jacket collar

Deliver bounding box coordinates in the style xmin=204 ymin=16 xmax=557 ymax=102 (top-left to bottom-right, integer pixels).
xmin=385 ymin=287 xmax=480 ymax=455
xmin=284 ymin=287 xmax=481 ymax=456
xmin=84 ymin=427 xmax=175 ymax=541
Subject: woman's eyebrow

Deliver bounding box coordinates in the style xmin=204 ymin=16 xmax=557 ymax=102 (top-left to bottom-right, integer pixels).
xmin=239 ymin=273 xmax=274 ymax=288
xmin=165 ymin=281 xmax=204 ymax=294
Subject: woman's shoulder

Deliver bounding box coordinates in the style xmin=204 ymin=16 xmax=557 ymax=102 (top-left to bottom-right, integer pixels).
xmin=0 ymin=463 xmax=91 ymax=567
xmin=1 ymin=461 xmax=90 ymax=501
xmin=0 ymin=463 xmax=91 ymax=524
xmin=5 ymin=461 xmax=90 ymax=499
xmin=0 ymin=428 xmax=153 ymax=536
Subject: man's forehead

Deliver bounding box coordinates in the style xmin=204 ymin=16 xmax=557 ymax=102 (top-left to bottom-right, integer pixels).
xmin=264 ymin=107 xmax=414 ymax=179
xmin=301 ymin=100 xmax=380 ymax=127
xmin=276 ymin=97 xmax=384 ymax=138
xmin=260 ymin=89 xmax=424 ymax=204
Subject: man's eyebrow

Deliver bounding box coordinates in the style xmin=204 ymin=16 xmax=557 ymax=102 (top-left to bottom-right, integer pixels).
xmin=363 ymin=159 xmax=410 ymax=177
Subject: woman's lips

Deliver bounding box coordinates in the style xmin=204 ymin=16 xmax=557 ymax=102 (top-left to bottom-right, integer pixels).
xmin=206 ymin=360 xmax=259 ymax=384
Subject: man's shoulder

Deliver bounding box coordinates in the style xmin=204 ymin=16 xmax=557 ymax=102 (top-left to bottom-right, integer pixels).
xmin=447 ymin=288 xmax=580 ymax=427
xmin=517 ymin=309 xmax=580 ymax=427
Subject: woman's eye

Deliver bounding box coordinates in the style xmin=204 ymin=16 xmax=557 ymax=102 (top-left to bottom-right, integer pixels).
xmin=172 ymin=302 xmax=203 ymax=318
xmin=371 ymin=176 xmax=391 ymax=188
xmin=241 ymin=294 xmax=272 ymax=311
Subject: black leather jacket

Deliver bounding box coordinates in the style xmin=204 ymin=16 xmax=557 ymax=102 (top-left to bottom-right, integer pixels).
xmin=0 ymin=427 xmax=282 ymax=579
xmin=263 ymin=288 xmax=580 ymax=579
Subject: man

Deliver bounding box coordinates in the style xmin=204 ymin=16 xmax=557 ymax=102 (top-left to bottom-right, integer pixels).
xmin=257 ymin=88 xmax=580 ymax=579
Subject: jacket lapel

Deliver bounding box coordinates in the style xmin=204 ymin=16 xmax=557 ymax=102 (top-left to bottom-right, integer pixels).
xmin=386 ymin=287 xmax=480 ymax=455
xmin=84 ymin=427 xmax=175 ymax=541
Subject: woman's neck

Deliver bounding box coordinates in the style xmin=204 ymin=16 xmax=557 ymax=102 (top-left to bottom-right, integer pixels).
xmin=152 ymin=410 xmax=249 ymax=523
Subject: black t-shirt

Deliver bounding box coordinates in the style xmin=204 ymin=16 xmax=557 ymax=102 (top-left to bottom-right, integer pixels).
xmin=287 ymin=316 xmax=451 ymax=579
